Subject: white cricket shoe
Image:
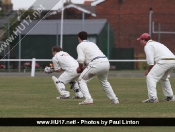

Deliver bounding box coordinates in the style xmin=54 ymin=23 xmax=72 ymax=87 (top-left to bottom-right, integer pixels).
xmin=73 ymin=92 xmax=84 ymax=99
xmin=111 ymin=99 xmax=119 ymax=104
xmin=142 ymin=98 xmax=158 ymax=103
xmin=56 ymin=95 xmax=70 ymax=99
xmin=79 ymin=99 xmax=93 ymax=105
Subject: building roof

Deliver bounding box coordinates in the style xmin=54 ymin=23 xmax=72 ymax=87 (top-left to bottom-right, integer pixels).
xmin=84 ymin=0 xmax=94 ymax=5
xmin=91 ymin=0 xmax=105 ymax=6
xmin=21 ymin=19 xmax=107 ymax=35
xmin=62 ymin=3 xmax=96 ymax=16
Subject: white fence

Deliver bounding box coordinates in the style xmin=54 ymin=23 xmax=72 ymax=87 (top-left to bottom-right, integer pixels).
xmin=0 ymin=58 xmax=147 ymax=77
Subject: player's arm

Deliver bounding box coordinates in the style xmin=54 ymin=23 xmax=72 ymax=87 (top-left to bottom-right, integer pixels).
xmin=45 ymin=67 xmax=62 ymax=73
xmin=54 ymin=69 xmax=62 ymax=72
xmin=77 ymin=63 xmax=84 ymax=73
xmin=52 ymin=57 xmax=62 ymax=73
xmin=49 ymin=62 xmax=62 ymax=73
xmin=144 ymin=45 xmax=154 ymax=76
xmin=145 ymin=65 xmax=154 ymax=76
xmin=76 ymin=45 xmax=86 ymax=73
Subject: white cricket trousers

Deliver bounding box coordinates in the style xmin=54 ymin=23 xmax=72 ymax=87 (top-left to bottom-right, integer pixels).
xmin=55 ymin=67 xmax=80 ymax=96
xmin=146 ymin=62 xmax=175 ymax=99
xmin=59 ymin=67 xmax=79 ymax=84
xmin=78 ymin=59 xmax=118 ymax=101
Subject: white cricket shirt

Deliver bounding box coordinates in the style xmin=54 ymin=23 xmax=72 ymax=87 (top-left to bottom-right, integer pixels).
xmin=77 ymin=40 xmax=106 ymax=64
xmin=52 ymin=51 xmax=78 ymax=71
xmin=144 ymin=40 xmax=175 ymax=65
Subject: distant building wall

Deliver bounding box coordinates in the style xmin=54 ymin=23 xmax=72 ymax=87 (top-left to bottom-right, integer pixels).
xmin=88 ymin=0 xmax=175 ymax=56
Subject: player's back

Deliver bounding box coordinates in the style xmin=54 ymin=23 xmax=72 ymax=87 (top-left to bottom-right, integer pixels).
xmin=82 ymin=42 xmax=104 ymax=56
xmin=77 ymin=41 xmax=105 ymax=64
xmin=55 ymin=51 xmax=78 ymax=70
xmin=146 ymin=41 xmax=175 ymax=62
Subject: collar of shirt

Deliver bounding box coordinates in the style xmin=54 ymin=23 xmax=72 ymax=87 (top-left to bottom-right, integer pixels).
xmin=147 ymin=40 xmax=154 ymax=44
xmin=82 ymin=40 xmax=89 ymax=42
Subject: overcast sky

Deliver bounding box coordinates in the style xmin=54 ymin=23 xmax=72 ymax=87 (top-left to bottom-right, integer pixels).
xmin=11 ymin=0 xmax=86 ymax=10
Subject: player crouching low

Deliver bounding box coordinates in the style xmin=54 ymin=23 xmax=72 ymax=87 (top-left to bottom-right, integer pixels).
xmin=44 ymin=46 xmax=83 ymax=99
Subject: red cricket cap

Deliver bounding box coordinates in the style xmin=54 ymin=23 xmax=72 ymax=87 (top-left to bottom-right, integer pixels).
xmin=137 ymin=33 xmax=151 ymax=40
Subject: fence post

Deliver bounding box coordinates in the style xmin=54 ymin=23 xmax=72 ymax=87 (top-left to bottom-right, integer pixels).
xmin=31 ymin=58 xmax=36 ymax=77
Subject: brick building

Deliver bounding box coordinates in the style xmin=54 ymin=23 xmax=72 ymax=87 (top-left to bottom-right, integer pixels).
xmin=4 ymin=0 xmax=173 ymax=69
xmin=87 ymin=0 xmax=175 ymax=58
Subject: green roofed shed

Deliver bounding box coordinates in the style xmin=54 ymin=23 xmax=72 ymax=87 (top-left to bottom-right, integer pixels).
xmin=12 ymin=19 xmax=115 ymax=67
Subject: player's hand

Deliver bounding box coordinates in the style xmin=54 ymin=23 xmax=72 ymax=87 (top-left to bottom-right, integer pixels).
xmin=77 ymin=66 xmax=86 ymax=73
xmin=44 ymin=66 xmax=54 ymax=74
xmin=77 ymin=67 xmax=83 ymax=73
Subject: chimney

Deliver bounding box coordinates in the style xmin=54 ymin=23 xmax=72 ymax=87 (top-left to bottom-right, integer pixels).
xmin=84 ymin=0 xmax=94 ymax=5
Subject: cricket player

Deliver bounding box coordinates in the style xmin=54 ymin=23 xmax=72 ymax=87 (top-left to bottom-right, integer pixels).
xmin=45 ymin=46 xmax=83 ymax=99
xmin=137 ymin=33 xmax=175 ymax=103
xmin=76 ymin=31 xmax=119 ymax=105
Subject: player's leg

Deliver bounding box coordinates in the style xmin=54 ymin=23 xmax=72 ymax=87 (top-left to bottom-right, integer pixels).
xmin=59 ymin=67 xmax=83 ymax=99
xmin=52 ymin=76 xmax=70 ymax=99
xmin=144 ymin=63 xmax=170 ymax=103
xmin=78 ymin=62 xmax=114 ymax=104
xmin=160 ymin=64 xmax=175 ymax=101
xmin=52 ymin=68 xmax=78 ymax=99
xmin=69 ymin=80 xmax=83 ymax=99
xmin=97 ymin=62 xmax=119 ymax=104
xmin=77 ymin=65 xmax=96 ymax=104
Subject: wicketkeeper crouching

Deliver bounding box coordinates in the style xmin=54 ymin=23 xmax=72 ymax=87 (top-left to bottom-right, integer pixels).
xmin=44 ymin=46 xmax=84 ymax=99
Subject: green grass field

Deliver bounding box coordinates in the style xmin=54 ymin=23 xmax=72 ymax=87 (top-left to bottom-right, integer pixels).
xmin=0 ymin=75 xmax=175 ymax=132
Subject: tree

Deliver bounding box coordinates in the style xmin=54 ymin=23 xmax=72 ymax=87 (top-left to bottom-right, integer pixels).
xmin=3 ymin=7 xmax=40 ymax=41
xmin=0 ymin=0 xmax=5 ymax=17
xmin=2 ymin=7 xmax=41 ymax=59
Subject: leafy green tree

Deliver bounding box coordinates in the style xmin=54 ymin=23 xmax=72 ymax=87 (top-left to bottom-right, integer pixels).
xmin=0 ymin=0 xmax=5 ymax=17
xmin=3 ymin=7 xmax=40 ymax=41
